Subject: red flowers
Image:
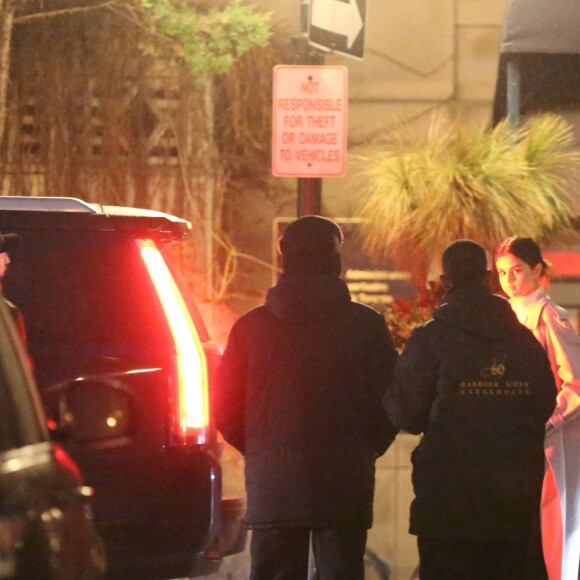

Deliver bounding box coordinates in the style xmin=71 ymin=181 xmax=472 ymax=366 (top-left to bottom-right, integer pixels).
xmin=384 ymin=281 xmax=443 ymax=351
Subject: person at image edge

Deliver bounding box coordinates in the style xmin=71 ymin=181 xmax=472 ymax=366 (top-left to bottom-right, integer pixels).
xmin=496 ymin=236 xmax=580 ymax=580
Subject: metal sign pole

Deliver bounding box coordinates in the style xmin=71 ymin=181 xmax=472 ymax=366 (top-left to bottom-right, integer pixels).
xmin=295 ymin=0 xmax=324 ymax=216
xmin=507 ymin=57 xmax=521 ymax=128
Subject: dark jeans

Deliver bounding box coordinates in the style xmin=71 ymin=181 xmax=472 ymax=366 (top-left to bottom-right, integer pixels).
xmin=249 ymin=526 xmax=367 ymax=580
xmin=417 ymin=535 xmax=545 ymax=580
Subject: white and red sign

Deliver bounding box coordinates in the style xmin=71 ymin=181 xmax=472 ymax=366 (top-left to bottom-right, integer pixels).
xmin=272 ymin=65 xmax=348 ymax=178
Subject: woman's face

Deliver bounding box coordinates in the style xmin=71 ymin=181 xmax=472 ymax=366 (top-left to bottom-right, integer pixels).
xmin=495 ymin=253 xmax=542 ymax=298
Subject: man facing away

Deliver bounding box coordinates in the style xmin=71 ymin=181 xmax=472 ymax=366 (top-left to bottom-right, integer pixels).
xmin=384 ymin=240 xmax=557 ymax=580
xmin=214 ymin=216 xmax=398 ymax=580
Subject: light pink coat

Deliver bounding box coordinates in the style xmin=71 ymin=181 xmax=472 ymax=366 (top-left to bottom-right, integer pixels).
xmin=514 ymin=290 xmax=580 ymax=580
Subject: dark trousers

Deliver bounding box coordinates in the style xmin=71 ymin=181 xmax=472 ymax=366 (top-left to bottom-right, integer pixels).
xmin=417 ymin=535 xmax=545 ymax=580
xmin=249 ymin=526 xmax=367 ymax=580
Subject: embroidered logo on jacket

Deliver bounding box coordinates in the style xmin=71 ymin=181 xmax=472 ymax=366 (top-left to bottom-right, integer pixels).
xmin=458 ymin=356 xmax=531 ymax=396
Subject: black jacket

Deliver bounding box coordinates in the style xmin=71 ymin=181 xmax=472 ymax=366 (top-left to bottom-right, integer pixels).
xmin=385 ymin=285 xmax=557 ymax=540
xmin=214 ymin=275 xmax=398 ymax=528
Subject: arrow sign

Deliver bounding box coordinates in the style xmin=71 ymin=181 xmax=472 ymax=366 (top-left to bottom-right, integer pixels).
xmin=311 ymin=0 xmax=363 ymax=49
xmin=309 ymin=0 xmax=366 ymax=60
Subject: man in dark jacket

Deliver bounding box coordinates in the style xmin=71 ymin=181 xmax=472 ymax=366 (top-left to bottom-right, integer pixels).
xmin=385 ymin=239 xmax=557 ymax=580
xmin=214 ymin=216 xmax=398 ymax=580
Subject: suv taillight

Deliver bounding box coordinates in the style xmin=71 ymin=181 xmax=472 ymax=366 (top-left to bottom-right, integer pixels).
xmin=138 ymin=239 xmax=210 ymax=445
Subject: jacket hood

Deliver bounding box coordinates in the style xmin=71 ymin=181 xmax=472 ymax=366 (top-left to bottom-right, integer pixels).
xmin=265 ymin=274 xmax=351 ymax=321
xmin=434 ymin=285 xmax=520 ymax=341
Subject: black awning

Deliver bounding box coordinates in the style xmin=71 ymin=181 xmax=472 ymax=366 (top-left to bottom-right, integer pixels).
xmin=492 ymin=0 xmax=580 ymax=125
xmin=500 ymin=0 xmax=580 ymax=54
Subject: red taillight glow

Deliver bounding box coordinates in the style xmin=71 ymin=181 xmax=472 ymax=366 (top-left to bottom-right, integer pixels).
xmin=138 ymin=239 xmax=209 ymax=442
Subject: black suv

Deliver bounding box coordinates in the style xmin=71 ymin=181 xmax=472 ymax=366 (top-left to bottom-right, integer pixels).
xmin=0 ymin=197 xmax=245 ymax=579
xmin=0 ymin=274 xmax=106 ymax=579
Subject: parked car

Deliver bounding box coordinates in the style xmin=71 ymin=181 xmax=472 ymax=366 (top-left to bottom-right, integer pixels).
xmin=0 ymin=276 xmax=106 ymax=579
xmin=0 ymin=197 xmax=246 ymax=579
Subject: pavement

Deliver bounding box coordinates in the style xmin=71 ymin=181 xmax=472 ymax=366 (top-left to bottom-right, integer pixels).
xmin=195 ymin=549 xmax=251 ymax=579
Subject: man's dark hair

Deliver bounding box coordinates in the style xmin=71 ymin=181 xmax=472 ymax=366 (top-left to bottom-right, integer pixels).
xmin=279 ymin=216 xmax=343 ymax=277
xmin=442 ymin=239 xmax=488 ymax=287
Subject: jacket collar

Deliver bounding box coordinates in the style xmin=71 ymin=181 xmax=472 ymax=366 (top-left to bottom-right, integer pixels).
xmin=265 ymin=274 xmax=351 ymax=321
xmin=509 ymin=288 xmax=548 ymax=329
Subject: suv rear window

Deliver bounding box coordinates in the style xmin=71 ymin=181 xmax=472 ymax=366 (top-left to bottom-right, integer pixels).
xmin=4 ymin=230 xmax=172 ymax=351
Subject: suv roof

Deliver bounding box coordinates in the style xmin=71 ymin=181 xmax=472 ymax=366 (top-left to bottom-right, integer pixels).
xmin=0 ymin=196 xmax=192 ymax=240
xmin=0 ymin=196 xmax=98 ymax=212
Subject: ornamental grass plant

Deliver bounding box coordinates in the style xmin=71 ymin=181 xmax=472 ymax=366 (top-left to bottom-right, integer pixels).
xmin=357 ymin=113 xmax=580 ymax=285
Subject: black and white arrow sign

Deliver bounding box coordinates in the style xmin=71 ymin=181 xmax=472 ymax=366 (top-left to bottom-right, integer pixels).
xmin=308 ymin=0 xmax=366 ymax=60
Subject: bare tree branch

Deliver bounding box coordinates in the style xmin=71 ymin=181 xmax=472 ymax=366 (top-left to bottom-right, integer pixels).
xmin=0 ymin=0 xmax=15 ymax=147
xmin=14 ymin=0 xmax=118 ymax=24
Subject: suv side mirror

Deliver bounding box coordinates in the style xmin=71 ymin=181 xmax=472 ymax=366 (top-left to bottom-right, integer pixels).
xmin=48 ymin=380 xmax=134 ymax=444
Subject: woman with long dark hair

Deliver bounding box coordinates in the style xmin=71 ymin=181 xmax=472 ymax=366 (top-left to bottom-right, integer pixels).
xmin=496 ymin=236 xmax=580 ymax=580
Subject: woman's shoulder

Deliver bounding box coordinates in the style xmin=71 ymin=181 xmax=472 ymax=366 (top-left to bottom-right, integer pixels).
xmin=539 ymin=296 xmax=578 ymax=337
xmin=541 ymin=296 xmax=571 ymax=323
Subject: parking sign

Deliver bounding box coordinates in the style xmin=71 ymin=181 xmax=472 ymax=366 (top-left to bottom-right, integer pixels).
xmin=272 ymin=65 xmax=348 ymax=178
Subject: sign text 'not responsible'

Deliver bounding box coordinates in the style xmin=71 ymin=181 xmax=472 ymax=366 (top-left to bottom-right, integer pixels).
xmin=272 ymin=65 xmax=348 ymax=178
